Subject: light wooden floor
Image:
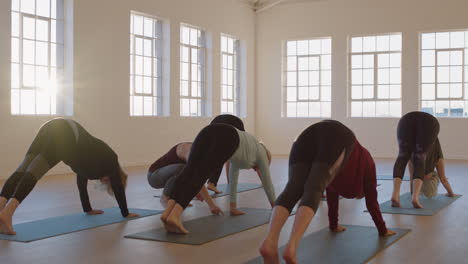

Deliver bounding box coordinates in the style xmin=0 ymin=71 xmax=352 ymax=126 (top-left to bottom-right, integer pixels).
xmin=0 ymin=157 xmax=466 ymax=264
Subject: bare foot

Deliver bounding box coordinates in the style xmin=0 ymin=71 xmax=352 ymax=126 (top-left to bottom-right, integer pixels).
xmin=0 ymin=212 xmax=16 ymax=235
xmin=230 ymin=208 xmax=246 ymax=216
xmin=412 ymin=199 xmax=423 ymax=209
xmin=259 ymin=239 xmax=280 ymax=264
xmin=283 ymin=244 xmax=297 ymax=264
xmin=391 ymin=199 xmax=400 ymax=207
xmin=207 ymin=184 xmax=222 ymax=194
xmin=166 ymin=214 xmax=190 ymax=234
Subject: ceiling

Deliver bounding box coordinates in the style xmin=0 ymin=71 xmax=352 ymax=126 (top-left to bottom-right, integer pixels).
xmin=240 ymin=0 xmax=322 ymax=12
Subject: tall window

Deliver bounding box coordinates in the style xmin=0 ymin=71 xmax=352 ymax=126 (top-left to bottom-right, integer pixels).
xmin=421 ymin=31 xmax=468 ymax=117
xmin=11 ymin=0 xmax=65 ymax=115
xmin=180 ymin=24 xmax=206 ymax=116
xmin=221 ymin=35 xmax=240 ymax=115
xmin=349 ymin=34 xmax=402 ymax=117
xmin=130 ymin=12 xmax=163 ymax=116
xmin=284 ymin=38 xmax=332 ymax=118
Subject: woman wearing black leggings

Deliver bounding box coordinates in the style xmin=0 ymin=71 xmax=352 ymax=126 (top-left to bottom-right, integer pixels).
xmin=391 ymin=111 xmax=455 ymax=208
xmin=207 ymin=114 xmax=245 ymax=193
xmin=259 ymin=120 xmax=394 ymax=264
xmin=0 ymin=119 xmax=139 ymax=235
xmin=161 ymin=124 xmax=240 ymax=234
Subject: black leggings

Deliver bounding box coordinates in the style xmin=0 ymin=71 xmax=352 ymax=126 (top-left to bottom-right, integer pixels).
xmin=393 ymin=111 xmax=439 ymax=180
xmin=275 ymin=120 xmax=356 ymax=213
xmin=0 ymin=119 xmax=75 ymax=202
xmin=210 ymin=114 xmax=245 ymax=131
xmin=167 ymin=124 xmax=240 ymax=208
xmin=207 ymin=114 xmax=244 ymax=186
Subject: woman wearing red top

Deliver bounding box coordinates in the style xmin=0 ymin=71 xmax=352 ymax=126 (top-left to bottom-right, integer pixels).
xmin=259 ymin=120 xmax=395 ymax=264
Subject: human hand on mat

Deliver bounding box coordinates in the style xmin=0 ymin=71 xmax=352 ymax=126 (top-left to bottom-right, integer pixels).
xmin=331 ymin=226 xmax=346 ymax=232
xmin=446 ymin=192 xmax=456 ymax=197
xmin=126 ymin=213 xmax=140 ymax=218
xmin=381 ymin=229 xmax=396 ymax=237
xmin=230 ymin=208 xmax=246 ymax=216
xmin=210 ymin=205 xmax=224 ymax=216
xmin=86 ymin=210 xmax=104 ymax=215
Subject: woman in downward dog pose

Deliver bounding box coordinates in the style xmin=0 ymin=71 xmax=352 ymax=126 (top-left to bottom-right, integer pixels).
xmin=0 ymin=119 xmax=138 ymax=235
xmin=208 ymin=114 xmax=246 ymax=193
xmin=391 ymin=111 xmax=455 ymax=209
xmin=160 ymin=123 xmax=276 ymax=233
xmin=259 ymin=120 xmax=394 ymax=264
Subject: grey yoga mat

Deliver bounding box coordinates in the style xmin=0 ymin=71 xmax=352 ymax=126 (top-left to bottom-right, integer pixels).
xmin=0 ymin=207 xmax=163 ymax=243
xmin=153 ymin=183 xmax=263 ymax=198
xmin=246 ymin=225 xmax=411 ymax=264
xmin=125 ymin=208 xmax=279 ymax=245
xmin=372 ymin=192 xmax=461 ymax=216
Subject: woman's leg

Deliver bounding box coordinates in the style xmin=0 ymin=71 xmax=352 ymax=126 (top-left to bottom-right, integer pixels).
xmin=147 ymin=164 xmax=185 ymax=189
xmin=260 ymin=163 xmax=310 ymax=264
xmin=411 ymin=115 xmax=439 ymax=208
xmin=392 ymin=114 xmax=414 ymax=207
xmin=283 ymin=161 xmax=337 ymax=264
xmin=163 ymin=124 xmax=240 ymax=233
xmin=0 ymin=154 xmax=55 ymax=235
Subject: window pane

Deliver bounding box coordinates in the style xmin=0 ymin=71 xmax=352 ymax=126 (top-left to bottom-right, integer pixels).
xmin=422 ymin=33 xmax=435 ymax=49
xmin=144 ymin=18 xmax=153 ymax=38
xmin=422 ymin=84 xmax=435 ymax=100
xmin=376 ymin=35 xmax=390 ymax=51
xmin=421 ymin=50 xmax=435 ymax=66
xmin=363 ymin=101 xmax=376 ymax=117
xmin=351 ymin=37 xmax=362 ymax=52
xmin=287 ymin=41 xmax=297 ymax=56
xmin=21 ymin=89 xmax=36 ymax=114
xmin=11 ymin=38 xmax=19 ymax=62
xmin=351 ymin=101 xmax=362 ymax=117
xmin=133 ymin=15 xmax=143 ymax=36
xmin=363 ymin=36 xmax=376 ymax=52
xmin=297 ymin=40 xmax=308 ymax=55
xmin=309 ymin=40 xmax=320 ymax=54
xmin=21 ymin=0 xmax=35 ymax=15
xmin=450 ymin=31 xmax=464 ymax=48
xmin=37 ymin=0 xmax=51 ymax=17
xmin=11 ymin=12 xmax=19 ymax=37
xmin=11 ymin=63 xmax=20 ymax=88
xmin=389 ymin=35 xmax=402 ymax=51
xmin=23 ymin=16 xmax=36 ymax=39
xmin=321 ymin=39 xmax=331 ymax=54
xmin=36 ymin=41 xmax=48 ymax=66
xmin=436 ymin=32 xmax=450 ymax=49
xmin=23 ymin=39 xmax=35 ymax=64
xmin=352 ymin=85 xmax=362 ymax=99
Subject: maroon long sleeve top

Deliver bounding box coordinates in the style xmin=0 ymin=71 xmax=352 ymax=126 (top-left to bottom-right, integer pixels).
xmin=326 ymin=140 xmax=387 ymax=235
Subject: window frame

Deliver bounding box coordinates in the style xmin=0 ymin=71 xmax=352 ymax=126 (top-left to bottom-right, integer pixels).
xmin=129 ymin=12 xmax=164 ymax=117
xmin=220 ymin=33 xmax=240 ymax=116
xmin=282 ymin=37 xmax=332 ymax=118
xmin=420 ymin=29 xmax=468 ymax=118
xmin=348 ymin=33 xmax=402 ymax=118
xmin=11 ymin=0 xmax=66 ymax=116
xmin=179 ymin=23 xmax=207 ymax=117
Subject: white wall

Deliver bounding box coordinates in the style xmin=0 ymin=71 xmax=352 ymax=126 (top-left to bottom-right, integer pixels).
xmin=0 ymin=0 xmax=256 ymax=178
xmin=256 ymin=0 xmax=468 ymax=159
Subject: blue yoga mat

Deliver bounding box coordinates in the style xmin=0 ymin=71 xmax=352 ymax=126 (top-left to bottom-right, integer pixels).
xmin=246 ymin=225 xmax=411 ymax=264
xmin=0 ymin=207 xmax=163 ymax=243
xmin=372 ymin=193 xmax=461 ymax=216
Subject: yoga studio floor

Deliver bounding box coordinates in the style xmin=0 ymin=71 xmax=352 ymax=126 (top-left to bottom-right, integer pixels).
xmin=0 ymin=158 xmax=466 ymax=264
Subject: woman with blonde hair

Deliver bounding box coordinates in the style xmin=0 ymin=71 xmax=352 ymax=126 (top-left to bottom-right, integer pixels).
xmin=0 ymin=119 xmax=139 ymax=235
